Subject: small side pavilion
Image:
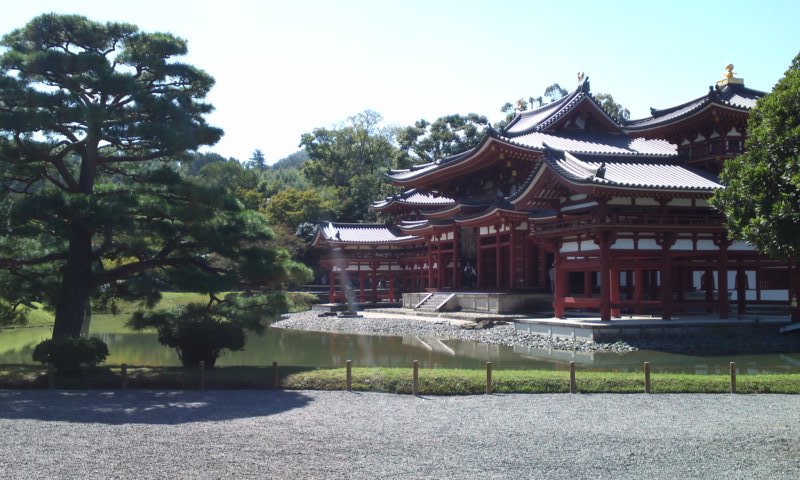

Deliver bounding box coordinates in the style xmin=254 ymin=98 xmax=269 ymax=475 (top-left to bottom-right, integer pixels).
xmin=311 ymin=222 xmax=428 ymax=303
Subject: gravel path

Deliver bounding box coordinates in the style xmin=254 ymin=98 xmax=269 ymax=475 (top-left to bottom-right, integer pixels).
xmin=1 ymin=390 xmax=798 ymax=479
xmin=273 ymin=310 xmax=635 ymax=353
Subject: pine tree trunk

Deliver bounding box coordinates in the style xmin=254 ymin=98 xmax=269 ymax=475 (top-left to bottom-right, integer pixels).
xmin=53 ymin=225 xmax=94 ymax=338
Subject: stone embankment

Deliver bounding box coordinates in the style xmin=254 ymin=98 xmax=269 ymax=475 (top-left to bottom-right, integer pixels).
xmin=272 ymin=310 xmax=636 ymax=353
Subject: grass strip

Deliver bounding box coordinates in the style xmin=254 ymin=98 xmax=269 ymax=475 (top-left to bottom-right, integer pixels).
xmin=2 ymin=365 xmax=800 ymax=394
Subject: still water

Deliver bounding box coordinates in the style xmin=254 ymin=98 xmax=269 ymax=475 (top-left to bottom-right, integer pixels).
xmin=2 ymin=323 xmax=800 ymax=374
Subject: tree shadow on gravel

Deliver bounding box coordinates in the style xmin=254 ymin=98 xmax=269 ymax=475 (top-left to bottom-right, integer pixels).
xmin=0 ymin=390 xmax=313 ymax=425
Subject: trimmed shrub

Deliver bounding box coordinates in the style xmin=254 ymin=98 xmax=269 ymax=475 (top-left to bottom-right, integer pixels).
xmin=32 ymin=337 xmax=109 ymax=372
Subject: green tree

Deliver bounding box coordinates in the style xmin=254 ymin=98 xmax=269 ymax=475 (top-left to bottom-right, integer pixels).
xmin=544 ymin=83 xmax=568 ymax=103
xmin=712 ymin=53 xmax=800 ymax=261
xmin=0 ymin=14 xmax=309 ymax=336
xmin=397 ymin=113 xmax=488 ymax=165
xmin=594 ymin=92 xmax=630 ymax=121
xmin=496 ymin=83 xmax=567 ymax=129
xmin=263 ymin=187 xmax=337 ymax=231
xmin=247 ymin=149 xmax=267 ymax=170
xmin=300 ymin=110 xmax=397 ymax=222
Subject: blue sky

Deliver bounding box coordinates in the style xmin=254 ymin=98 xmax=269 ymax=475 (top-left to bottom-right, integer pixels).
xmin=1 ymin=0 xmax=797 ymax=163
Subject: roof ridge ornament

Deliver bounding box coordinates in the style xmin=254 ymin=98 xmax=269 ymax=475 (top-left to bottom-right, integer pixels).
xmin=579 ymin=75 xmax=590 ymax=93
xmin=716 ymin=63 xmax=744 ymax=88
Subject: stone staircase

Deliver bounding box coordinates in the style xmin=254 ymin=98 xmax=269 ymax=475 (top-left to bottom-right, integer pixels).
xmin=415 ymin=293 xmax=453 ymax=312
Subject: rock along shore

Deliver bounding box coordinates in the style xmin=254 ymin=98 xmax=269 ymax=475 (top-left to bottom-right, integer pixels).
xmin=272 ymin=309 xmax=636 ymax=353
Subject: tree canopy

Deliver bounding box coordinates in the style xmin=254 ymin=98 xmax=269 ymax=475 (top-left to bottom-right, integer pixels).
xmin=0 ymin=14 xmax=309 ymax=334
xmin=396 ymin=113 xmax=488 ymax=166
xmin=300 ymin=110 xmax=396 ymax=222
xmin=712 ymin=52 xmax=800 ymax=261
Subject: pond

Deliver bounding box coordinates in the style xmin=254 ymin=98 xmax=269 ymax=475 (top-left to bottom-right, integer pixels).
xmin=2 ymin=322 xmax=800 ymax=374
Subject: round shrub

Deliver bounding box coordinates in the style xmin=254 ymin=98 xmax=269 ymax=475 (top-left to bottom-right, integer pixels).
xmin=32 ymin=337 xmax=110 ymax=372
xmin=159 ymin=316 xmax=246 ymax=368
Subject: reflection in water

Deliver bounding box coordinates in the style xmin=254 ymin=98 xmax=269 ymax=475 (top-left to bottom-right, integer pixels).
xmin=1 ymin=326 xmax=799 ymax=373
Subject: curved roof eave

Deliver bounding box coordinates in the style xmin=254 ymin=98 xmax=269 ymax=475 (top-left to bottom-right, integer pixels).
xmin=386 ymin=131 xmax=541 ymax=185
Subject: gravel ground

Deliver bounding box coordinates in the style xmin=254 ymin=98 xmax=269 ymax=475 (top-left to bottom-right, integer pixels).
xmin=273 ymin=310 xmax=635 ymax=353
xmin=1 ymin=390 xmax=798 ymax=479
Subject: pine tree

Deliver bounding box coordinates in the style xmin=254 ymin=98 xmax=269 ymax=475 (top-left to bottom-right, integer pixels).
xmin=0 ymin=14 xmax=309 ymax=336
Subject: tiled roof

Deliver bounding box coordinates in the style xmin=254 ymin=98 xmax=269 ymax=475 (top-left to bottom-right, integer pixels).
xmin=625 ymin=83 xmax=765 ymax=131
xmin=548 ymin=151 xmax=722 ymax=191
xmin=387 ymin=130 xmax=675 ymax=184
xmin=501 ymin=131 xmax=676 ymax=156
xmin=373 ymin=189 xmax=455 ymax=209
xmin=503 ymin=89 xmax=583 ymax=134
xmin=503 ymin=78 xmax=625 ymax=136
xmin=317 ymin=222 xmax=419 ymax=244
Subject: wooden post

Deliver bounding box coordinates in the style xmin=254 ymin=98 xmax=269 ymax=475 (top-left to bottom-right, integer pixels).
xmin=486 ymin=362 xmax=492 ymax=394
xmin=583 ymin=269 xmax=593 ymax=298
xmin=412 ymin=360 xmax=419 ymax=396
xmin=554 ymin=253 xmax=565 ymax=318
xmin=358 ymin=270 xmax=367 ymax=303
xmin=199 ymin=361 xmax=205 ymax=390
xmin=453 ymin=229 xmax=461 ymax=289
xmin=329 ymin=267 xmax=335 ymax=302
xmin=346 ymin=360 xmax=352 ymax=391
xmin=644 ymin=362 xmax=651 ymax=394
xmin=427 ymin=239 xmax=433 ymax=289
xmin=47 ymin=363 xmax=54 ymax=390
xmin=610 ymin=267 xmax=621 ymax=318
xmin=661 ymin=248 xmax=674 ymax=320
xmin=730 ymin=362 xmax=737 ymax=394
xmin=508 ymin=227 xmax=516 ymax=289
xmin=121 ymin=363 xmax=128 ymax=390
xmin=634 ymin=269 xmax=644 ymax=315
xmin=719 ymin=242 xmax=730 ymax=319
xmin=272 ymin=361 xmax=279 ymax=389
xmin=477 ymin=229 xmax=484 ymax=289
xmin=599 ymin=237 xmax=611 ymax=321
xmin=569 ymin=361 xmax=576 ymax=394
xmin=495 ymin=226 xmax=502 ymax=289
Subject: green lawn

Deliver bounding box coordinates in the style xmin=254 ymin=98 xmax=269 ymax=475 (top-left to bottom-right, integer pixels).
xmin=2 ymin=365 xmax=799 ymax=393
xmin=2 ymin=291 xmax=317 ymax=334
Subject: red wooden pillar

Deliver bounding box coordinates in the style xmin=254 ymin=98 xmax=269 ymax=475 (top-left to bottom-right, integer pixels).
xmin=508 ymin=226 xmax=516 ymax=290
xmin=437 ymin=237 xmax=444 ymax=290
xmin=371 ymin=266 xmax=377 ymax=303
xmin=427 ymin=238 xmax=433 ymax=289
xmin=718 ymin=241 xmax=730 ymax=319
xmin=453 ymin=229 xmax=461 ymax=290
xmin=599 ymin=234 xmax=611 ymax=322
xmin=703 ymin=267 xmax=715 ymax=313
xmin=389 ymin=273 xmax=396 ymax=302
xmin=649 ymin=270 xmax=658 ymax=300
xmin=610 ymin=266 xmax=621 ymax=318
xmin=584 ymin=270 xmax=593 ymax=298
xmin=736 ymin=264 xmax=746 ymax=315
xmin=329 ymin=267 xmax=335 ymax=302
xmin=358 ymin=270 xmax=366 ymax=303
xmin=661 ymin=262 xmax=673 ymax=320
xmin=495 ymin=225 xmax=502 ymax=290
xmin=634 ymin=269 xmax=644 ymax=315
xmin=523 ymin=238 xmax=531 ymax=287
xmin=477 ymin=229 xmax=484 ymax=289
xmin=554 ymin=251 xmax=565 ymax=318
xmin=537 ymin=246 xmax=547 ymax=289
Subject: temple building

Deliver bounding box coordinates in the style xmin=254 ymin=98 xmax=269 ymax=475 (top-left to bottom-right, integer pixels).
xmin=312 ymin=67 xmax=795 ymax=320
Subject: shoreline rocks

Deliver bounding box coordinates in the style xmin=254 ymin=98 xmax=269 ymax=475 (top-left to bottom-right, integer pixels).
xmin=272 ymin=310 xmax=637 ymax=353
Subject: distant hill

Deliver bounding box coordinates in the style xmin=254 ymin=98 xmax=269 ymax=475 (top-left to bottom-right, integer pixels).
xmin=271 ymin=150 xmax=308 ymax=170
